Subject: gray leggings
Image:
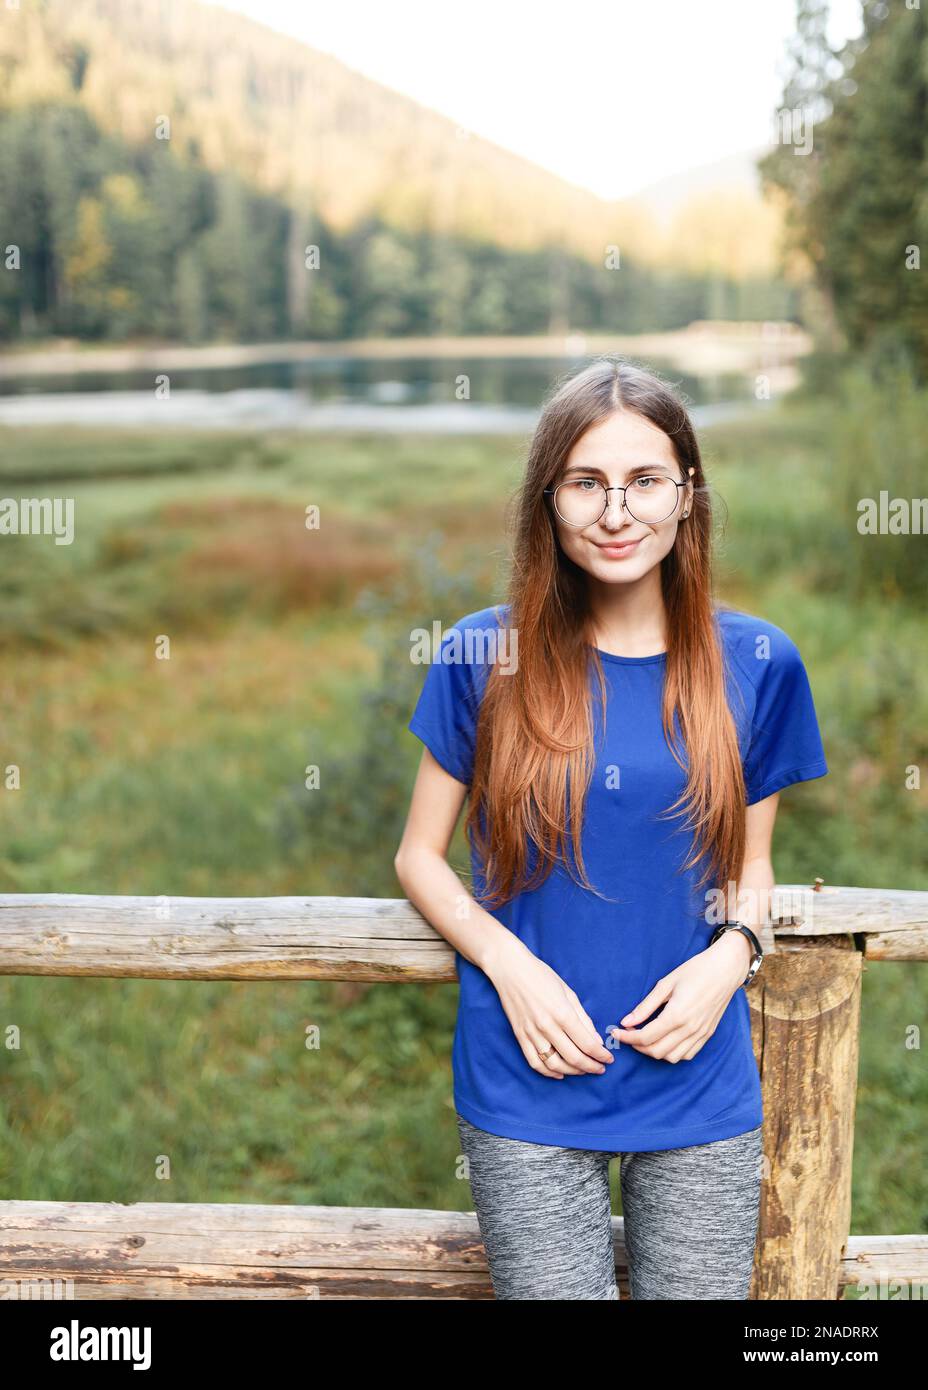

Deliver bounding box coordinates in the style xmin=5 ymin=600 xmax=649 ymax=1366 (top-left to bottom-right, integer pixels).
xmin=457 ymin=1112 xmax=763 ymax=1300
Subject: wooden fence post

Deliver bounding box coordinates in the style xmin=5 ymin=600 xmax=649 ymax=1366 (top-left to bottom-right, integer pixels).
xmin=748 ymin=939 xmax=863 ymax=1299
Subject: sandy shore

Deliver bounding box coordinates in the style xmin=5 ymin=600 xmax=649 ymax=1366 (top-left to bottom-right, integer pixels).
xmin=0 ymin=324 xmax=810 ymax=379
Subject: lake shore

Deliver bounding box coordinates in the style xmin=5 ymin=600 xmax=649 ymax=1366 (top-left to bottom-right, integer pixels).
xmin=0 ymin=323 xmax=810 ymax=380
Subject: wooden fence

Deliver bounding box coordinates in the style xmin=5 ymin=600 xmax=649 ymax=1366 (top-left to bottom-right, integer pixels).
xmin=0 ymin=884 xmax=926 ymax=1300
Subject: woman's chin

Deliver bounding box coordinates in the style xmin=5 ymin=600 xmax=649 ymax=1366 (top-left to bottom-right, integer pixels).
xmin=579 ymin=552 xmax=654 ymax=584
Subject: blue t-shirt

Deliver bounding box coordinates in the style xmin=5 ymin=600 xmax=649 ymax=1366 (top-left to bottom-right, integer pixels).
xmin=406 ymin=603 xmax=829 ymax=1152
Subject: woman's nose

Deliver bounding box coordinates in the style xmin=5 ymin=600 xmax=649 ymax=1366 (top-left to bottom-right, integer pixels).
xmin=601 ymin=489 xmax=629 ymax=524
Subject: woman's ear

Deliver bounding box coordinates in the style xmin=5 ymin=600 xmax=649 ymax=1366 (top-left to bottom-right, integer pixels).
xmin=681 ymin=466 xmax=696 ymax=518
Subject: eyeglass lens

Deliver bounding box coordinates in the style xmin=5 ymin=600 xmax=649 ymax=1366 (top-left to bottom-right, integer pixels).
xmin=553 ymin=477 xmax=681 ymax=526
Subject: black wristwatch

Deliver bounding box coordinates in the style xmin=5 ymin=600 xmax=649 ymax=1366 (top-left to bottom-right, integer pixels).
xmin=708 ymin=920 xmax=764 ymax=987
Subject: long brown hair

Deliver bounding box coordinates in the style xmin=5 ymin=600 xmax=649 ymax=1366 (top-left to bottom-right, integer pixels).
xmin=465 ymin=356 xmax=746 ymax=909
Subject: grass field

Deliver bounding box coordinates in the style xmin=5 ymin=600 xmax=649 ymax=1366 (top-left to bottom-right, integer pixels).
xmin=0 ymin=384 xmax=925 ymax=1234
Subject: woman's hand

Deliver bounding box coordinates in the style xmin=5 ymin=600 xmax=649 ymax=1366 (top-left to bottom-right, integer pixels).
xmin=483 ymin=932 xmax=616 ymax=1080
xmin=608 ymin=931 xmax=752 ymax=1063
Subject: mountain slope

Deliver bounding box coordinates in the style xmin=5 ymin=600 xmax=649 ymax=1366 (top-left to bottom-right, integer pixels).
xmin=2 ymin=0 xmax=644 ymax=260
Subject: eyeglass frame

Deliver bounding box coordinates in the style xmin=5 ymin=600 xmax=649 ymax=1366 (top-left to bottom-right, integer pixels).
xmin=543 ymin=470 xmax=693 ymax=528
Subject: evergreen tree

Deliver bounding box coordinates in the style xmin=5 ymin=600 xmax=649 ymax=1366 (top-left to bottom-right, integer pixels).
xmin=760 ymin=1 xmax=928 ymax=378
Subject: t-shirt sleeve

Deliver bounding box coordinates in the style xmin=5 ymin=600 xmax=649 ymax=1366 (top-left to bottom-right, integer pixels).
xmin=406 ymin=618 xmax=491 ymax=786
xmin=741 ymin=630 xmax=829 ymax=805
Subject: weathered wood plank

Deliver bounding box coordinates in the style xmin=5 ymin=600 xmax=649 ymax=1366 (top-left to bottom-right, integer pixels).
xmin=838 ymin=1234 xmax=928 ymax=1294
xmin=0 ymin=1199 xmax=487 ymax=1270
xmin=0 ymin=1201 xmax=923 ymax=1299
xmin=768 ymin=885 xmax=928 ymax=960
xmin=4 ymin=1271 xmax=496 ymax=1300
xmin=0 ymin=1201 xmax=497 ymax=1300
xmin=1 ymin=885 xmax=926 ymax=980
xmin=0 ymin=895 xmax=457 ymax=981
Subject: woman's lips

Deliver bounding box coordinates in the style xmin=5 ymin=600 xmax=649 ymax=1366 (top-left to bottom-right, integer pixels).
xmin=595 ymin=538 xmax=643 ymax=559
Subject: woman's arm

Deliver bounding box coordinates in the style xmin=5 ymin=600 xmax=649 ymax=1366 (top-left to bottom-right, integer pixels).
xmin=394 ymin=747 xmax=615 ymax=1079
xmin=393 ymin=747 xmax=516 ymax=977
xmin=710 ymin=790 xmax=780 ymax=976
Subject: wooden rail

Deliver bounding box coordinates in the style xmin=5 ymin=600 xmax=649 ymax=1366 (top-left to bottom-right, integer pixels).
xmin=1 ymin=886 xmax=926 ymax=1300
xmin=0 ymin=1201 xmax=924 ymax=1301
xmin=0 ymin=885 xmax=926 ymax=980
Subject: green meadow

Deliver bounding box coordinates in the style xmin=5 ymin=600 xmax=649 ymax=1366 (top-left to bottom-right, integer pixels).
xmin=0 ymin=375 xmax=926 ymax=1235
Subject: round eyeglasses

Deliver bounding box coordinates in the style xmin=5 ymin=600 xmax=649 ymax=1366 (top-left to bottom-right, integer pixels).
xmin=544 ymin=474 xmax=689 ymax=528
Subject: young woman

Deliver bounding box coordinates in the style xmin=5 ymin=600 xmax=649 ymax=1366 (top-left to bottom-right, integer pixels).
xmin=394 ymin=357 xmax=828 ymax=1301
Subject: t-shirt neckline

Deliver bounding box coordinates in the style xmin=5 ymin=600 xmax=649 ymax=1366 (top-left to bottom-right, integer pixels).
xmin=588 ymin=645 xmax=668 ymax=665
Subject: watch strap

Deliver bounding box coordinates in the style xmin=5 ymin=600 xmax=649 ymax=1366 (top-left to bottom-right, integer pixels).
xmin=709 ymin=920 xmax=764 ymax=986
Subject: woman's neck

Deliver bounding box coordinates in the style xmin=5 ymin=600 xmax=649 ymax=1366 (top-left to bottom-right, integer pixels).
xmin=586 ymin=577 xmax=668 ymax=658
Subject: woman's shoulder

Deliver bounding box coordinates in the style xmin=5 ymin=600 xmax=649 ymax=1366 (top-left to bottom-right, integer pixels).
xmin=446 ymin=602 xmax=511 ymax=632
xmin=442 ymin=603 xmax=513 ymax=650
xmin=713 ymin=604 xmax=805 ymax=691
xmin=714 ymin=603 xmax=801 ymax=655
xmin=434 ymin=603 xmax=516 ymax=676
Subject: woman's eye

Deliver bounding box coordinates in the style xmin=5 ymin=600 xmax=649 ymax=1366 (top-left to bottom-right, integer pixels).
xmin=633 ymin=476 xmax=658 ymax=489
xmin=574 ymin=479 xmax=598 ymax=492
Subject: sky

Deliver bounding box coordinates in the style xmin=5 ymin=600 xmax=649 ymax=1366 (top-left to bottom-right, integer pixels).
xmin=209 ymin=0 xmax=864 ymax=200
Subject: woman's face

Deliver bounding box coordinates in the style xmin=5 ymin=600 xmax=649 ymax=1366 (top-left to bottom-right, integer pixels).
xmin=549 ymin=409 xmax=691 ymax=586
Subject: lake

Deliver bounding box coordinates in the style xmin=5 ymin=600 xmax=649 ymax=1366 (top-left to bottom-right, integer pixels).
xmin=0 ymin=350 xmax=773 ymax=433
